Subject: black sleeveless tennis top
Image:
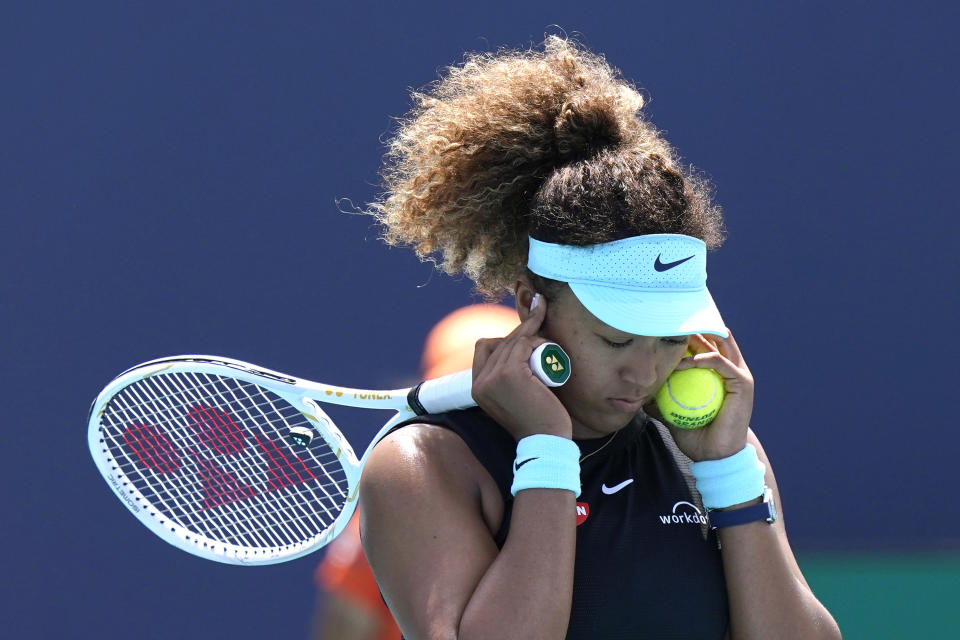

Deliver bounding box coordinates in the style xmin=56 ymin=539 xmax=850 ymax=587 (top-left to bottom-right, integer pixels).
xmin=396 ymin=408 xmax=729 ymax=639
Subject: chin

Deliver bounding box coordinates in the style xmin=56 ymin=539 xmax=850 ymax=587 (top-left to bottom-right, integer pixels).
xmin=572 ymin=411 xmax=636 ymax=439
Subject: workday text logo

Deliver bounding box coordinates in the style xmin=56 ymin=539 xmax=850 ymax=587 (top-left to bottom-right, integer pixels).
xmin=658 ymin=501 xmax=707 ymax=526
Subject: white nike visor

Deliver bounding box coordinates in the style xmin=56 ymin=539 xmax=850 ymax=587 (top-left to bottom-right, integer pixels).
xmin=527 ymin=234 xmax=728 ymax=338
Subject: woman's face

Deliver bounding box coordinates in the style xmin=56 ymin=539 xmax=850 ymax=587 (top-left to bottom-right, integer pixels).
xmin=537 ymin=286 xmax=689 ymax=439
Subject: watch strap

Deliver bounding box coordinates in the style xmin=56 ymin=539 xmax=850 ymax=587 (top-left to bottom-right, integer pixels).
xmin=708 ymin=487 xmax=777 ymax=529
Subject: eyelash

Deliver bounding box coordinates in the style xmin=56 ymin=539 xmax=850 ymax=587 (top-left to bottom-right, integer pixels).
xmin=601 ymin=337 xmax=632 ymax=349
xmin=600 ymin=337 xmax=688 ymax=349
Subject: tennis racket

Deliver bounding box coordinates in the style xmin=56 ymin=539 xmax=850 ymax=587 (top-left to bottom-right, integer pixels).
xmin=88 ymin=343 xmax=571 ymax=566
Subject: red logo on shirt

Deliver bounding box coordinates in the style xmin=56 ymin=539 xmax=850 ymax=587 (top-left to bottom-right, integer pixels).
xmin=576 ymin=502 xmax=590 ymax=526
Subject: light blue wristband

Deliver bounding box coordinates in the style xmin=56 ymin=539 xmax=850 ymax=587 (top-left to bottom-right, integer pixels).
xmin=510 ymin=434 xmax=581 ymax=497
xmin=689 ymin=443 xmax=766 ymax=509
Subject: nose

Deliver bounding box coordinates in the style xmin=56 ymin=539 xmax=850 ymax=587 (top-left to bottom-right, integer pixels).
xmin=618 ymin=343 xmax=662 ymax=389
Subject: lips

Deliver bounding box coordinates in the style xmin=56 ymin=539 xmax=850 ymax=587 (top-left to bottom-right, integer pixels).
xmin=609 ymin=397 xmax=645 ymax=412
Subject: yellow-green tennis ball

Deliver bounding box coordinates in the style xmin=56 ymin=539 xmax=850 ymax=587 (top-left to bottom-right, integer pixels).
xmin=655 ymin=365 xmax=725 ymax=430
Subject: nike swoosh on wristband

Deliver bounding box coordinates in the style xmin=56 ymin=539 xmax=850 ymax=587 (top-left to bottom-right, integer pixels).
xmin=601 ymin=479 xmax=634 ymax=494
xmin=654 ymin=254 xmax=694 ymax=271
xmin=514 ymin=457 xmax=538 ymax=471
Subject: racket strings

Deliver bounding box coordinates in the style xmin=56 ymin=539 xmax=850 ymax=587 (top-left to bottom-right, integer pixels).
xmin=98 ymin=366 xmax=306 ymax=410
xmin=103 ymin=372 xmax=354 ymax=469
xmin=110 ymin=371 xmax=337 ymax=483
xmin=97 ymin=371 xmax=351 ymax=549
xmin=104 ymin=377 xmax=314 ymax=439
xmin=101 ymin=424 xmax=342 ymax=548
xmin=133 ymin=476 xmax=342 ymax=549
xmin=101 ymin=436 xmax=338 ymax=550
xmin=109 ymin=456 xmax=349 ymax=512
xmin=108 ymin=405 xmax=345 ymax=490
xmin=107 ymin=452 xmax=349 ymax=509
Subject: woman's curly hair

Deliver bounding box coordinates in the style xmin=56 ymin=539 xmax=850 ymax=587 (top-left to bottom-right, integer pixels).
xmin=368 ymin=36 xmax=725 ymax=297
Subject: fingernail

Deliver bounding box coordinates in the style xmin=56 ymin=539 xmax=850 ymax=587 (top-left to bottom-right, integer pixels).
xmin=530 ymin=293 xmax=541 ymax=311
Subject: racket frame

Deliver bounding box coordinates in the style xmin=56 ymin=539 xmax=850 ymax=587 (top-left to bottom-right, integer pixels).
xmin=88 ymin=355 xmax=470 ymax=565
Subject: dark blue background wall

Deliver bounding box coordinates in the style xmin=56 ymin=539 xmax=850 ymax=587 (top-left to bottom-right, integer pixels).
xmin=3 ymin=2 xmax=957 ymax=637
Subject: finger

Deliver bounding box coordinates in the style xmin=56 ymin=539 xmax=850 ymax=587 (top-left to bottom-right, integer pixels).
xmin=479 ymin=334 xmax=543 ymax=386
xmin=675 ymin=335 xmax=726 ymax=369
xmin=505 ymin=335 xmax=548 ymax=376
xmin=476 ymin=331 xmax=530 ymax=384
xmin=475 ymin=295 xmax=548 ymax=382
xmin=509 ymin=292 xmax=547 ymax=338
xmin=675 ymin=350 xmax=740 ymax=381
xmin=687 ymin=333 xmax=719 ymax=356
xmin=479 ymin=334 xmax=514 ymax=380
xmin=472 ymin=337 xmax=502 ymax=378
xmin=714 ymin=328 xmax=747 ymax=368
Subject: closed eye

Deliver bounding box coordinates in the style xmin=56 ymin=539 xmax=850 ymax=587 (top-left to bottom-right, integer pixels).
xmin=599 ymin=335 xmax=688 ymax=349
xmin=600 ymin=336 xmax=632 ymax=349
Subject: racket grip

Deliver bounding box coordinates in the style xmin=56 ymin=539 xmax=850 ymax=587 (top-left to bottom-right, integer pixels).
xmin=412 ymin=342 xmax=571 ymax=415
xmin=412 ymin=369 xmax=475 ymax=415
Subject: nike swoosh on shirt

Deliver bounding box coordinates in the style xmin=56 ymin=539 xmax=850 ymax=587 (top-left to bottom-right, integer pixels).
xmin=654 ymin=254 xmax=694 ymax=271
xmin=601 ymin=479 xmax=634 ymax=494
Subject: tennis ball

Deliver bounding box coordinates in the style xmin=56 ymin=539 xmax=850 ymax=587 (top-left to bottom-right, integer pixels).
xmin=655 ymin=355 xmax=725 ymax=430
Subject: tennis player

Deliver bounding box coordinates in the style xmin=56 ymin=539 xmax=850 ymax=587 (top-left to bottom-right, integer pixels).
xmin=358 ymin=37 xmax=841 ymax=639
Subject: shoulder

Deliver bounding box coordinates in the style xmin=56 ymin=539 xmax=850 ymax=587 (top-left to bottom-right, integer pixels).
xmin=362 ymin=423 xmax=485 ymax=499
xmin=359 ymin=422 xmax=505 ymax=538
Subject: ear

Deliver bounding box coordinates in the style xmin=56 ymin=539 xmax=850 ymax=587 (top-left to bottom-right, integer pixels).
xmin=513 ymin=275 xmax=538 ymax=320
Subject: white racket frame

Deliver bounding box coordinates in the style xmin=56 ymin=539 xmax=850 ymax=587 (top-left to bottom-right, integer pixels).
xmin=88 ymin=355 xmax=475 ymax=565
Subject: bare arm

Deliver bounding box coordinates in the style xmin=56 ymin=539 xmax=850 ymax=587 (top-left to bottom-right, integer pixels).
xmin=670 ymin=332 xmax=840 ymax=639
xmin=718 ymin=430 xmax=841 ymax=640
xmin=359 ymin=425 xmax=576 ymax=640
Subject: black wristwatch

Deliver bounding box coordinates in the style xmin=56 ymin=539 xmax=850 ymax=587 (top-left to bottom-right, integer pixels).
xmin=708 ymin=487 xmax=778 ymax=529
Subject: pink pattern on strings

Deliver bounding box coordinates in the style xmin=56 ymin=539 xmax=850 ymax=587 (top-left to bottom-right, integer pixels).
xmin=187 ymin=404 xmax=247 ymax=455
xmin=189 ymin=451 xmax=259 ymax=509
xmin=122 ymin=400 xmax=315 ymax=510
xmin=122 ymin=423 xmax=181 ymax=473
xmin=256 ymin=436 xmax=316 ymax=491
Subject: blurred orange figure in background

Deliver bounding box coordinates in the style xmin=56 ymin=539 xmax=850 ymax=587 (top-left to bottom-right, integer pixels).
xmin=311 ymin=304 xmax=519 ymax=640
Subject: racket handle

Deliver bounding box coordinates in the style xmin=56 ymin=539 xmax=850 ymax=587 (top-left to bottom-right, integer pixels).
xmin=411 ymin=342 xmax=570 ymax=415
xmin=411 ymin=369 xmax=474 ymax=415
